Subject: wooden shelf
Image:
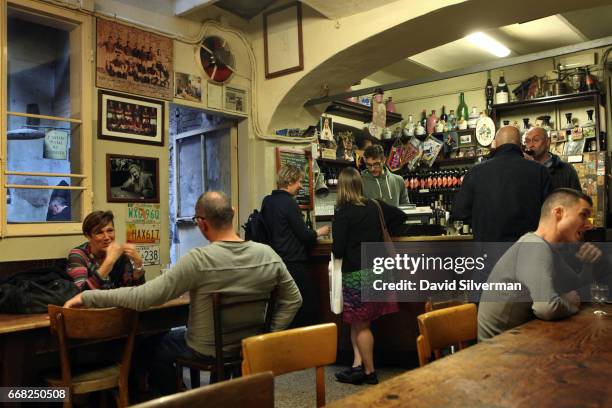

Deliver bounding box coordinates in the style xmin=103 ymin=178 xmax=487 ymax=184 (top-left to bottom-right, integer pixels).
xmin=492 ymin=90 xmax=602 ymax=112
xmin=315 ymin=214 xmax=333 ymax=221
xmin=325 ymin=100 xmax=403 ymax=125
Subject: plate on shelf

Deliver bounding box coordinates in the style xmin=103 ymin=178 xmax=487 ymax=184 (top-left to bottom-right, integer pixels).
xmin=476 ymin=116 xmax=495 ymax=147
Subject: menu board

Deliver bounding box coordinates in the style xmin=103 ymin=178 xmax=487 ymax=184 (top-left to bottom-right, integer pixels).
xmin=275 ymin=147 xmax=313 ymax=209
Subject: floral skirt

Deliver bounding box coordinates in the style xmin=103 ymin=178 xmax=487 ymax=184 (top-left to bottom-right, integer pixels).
xmin=342 ymin=269 xmax=398 ymax=324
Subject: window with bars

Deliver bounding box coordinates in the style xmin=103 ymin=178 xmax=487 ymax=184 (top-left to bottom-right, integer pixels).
xmin=1 ymin=0 xmax=92 ymax=236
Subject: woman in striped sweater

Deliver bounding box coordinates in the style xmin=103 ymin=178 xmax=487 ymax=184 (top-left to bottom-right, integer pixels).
xmin=66 ymin=210 xmax=145 ymax=290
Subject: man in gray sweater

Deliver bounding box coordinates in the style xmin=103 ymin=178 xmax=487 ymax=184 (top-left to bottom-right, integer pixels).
xmin=478 ymin=188 xmax=600 ymax=340
xmin=64 ymin=191 xmax=302 ymax=394
xmin=361 ymin=145 xmax=409 ymax=207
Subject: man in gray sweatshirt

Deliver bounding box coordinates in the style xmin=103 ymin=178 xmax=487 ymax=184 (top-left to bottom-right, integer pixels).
xmin=64 ymin=191 xmax=302 ymax=394
xmin=361 ymin=145 xmax=409 ymax=207
xmin=478 ymin=188 xmax=600 ymax=340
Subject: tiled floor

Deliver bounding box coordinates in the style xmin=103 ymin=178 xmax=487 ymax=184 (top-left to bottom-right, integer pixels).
xmin=178 ymin=365 xmax=406 ymax=407
xmin=275 ymin=365 xmax=406 ymax=407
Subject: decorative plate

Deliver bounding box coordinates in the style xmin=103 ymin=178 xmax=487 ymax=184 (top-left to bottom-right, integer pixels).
xmin=476 ymin=116 xmax=495 ymax=147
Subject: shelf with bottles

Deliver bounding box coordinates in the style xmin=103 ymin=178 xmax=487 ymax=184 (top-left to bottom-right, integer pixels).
xmin=492 ymin=90 xmax=606 ymax=153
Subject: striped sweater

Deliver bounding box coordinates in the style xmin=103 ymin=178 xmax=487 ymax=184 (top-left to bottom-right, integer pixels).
xmin=66 ymin=242 xmax=145 ymax=291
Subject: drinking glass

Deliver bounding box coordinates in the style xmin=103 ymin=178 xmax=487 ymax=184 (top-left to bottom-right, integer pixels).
xmin=453 ymin=220 xmax=463 ymax=235
xmin=591 ymin=283 xmax=608 ymax=316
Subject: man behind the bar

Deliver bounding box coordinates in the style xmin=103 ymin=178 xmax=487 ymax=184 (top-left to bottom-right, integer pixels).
xmin=452 ymin=125 xmax=552 ymax=241
xmin=361 ymin=144 xmax=409 ymax=207
xmin=262 ymin=165 xmax=329 ymax=327
xmin=64 ymin=191 xmax=302 ymax=395
xmin=478 ymin=188 xmax=600 ymax=340
xmin=524 ymin=126 xmax=581 ymax=191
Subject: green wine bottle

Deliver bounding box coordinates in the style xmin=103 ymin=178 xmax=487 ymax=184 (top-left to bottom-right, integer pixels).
xmin=457 ymin=92 xmax=469 ymax=123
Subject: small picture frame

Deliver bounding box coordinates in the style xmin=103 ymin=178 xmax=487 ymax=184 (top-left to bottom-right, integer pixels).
xmin=98 ymin=90 xmax=164 ymax=146
xmin=319 ymin=116 xmax=334 ymax=142
xmin=458 ymin=133 xmax=475 ymax=147
xmin=106 ymin=154 xmax=160 ymax=203
xmin=223 ymin=85 xmax=247 ymax=114
xmin=174 ymin=72 xmax=202 ymax=102
xmin=550 ymin=130 xmax=559 ymax=143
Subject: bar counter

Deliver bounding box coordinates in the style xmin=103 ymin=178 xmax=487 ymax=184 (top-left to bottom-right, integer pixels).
xmin=310 ymin=234 xmax=473 ymax=366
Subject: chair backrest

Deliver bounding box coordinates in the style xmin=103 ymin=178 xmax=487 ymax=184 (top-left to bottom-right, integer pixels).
xmin=424 ymin=291 xmax=469 ymax=313
xmin=48 ymin=305 xmax=138 ymax=339
xmin=211 ymin=289 xmax=277 ymax=379
xmin=416 ymin=303 xmax=477 ymax=367
xmin=241 ymin=323 xmax=337 ymax=408
xmin=47 ymin=305 xmax=139 ymax=388
xmin=132 ymin=371 xmax=274 ymax=408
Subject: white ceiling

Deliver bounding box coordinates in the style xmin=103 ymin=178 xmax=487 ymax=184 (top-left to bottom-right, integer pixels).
xmin=368 ymin=5 xmax=612 ymax=84
xmin=174 ymin=1 xmax=612 ymax=85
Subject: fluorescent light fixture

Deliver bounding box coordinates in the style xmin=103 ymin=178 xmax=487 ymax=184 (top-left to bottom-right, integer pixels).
xmin=466 ymin=32 xmax=511 ymax=57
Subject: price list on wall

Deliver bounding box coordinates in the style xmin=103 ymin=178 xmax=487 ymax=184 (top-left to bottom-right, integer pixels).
xmin=126 ymin=203 xmax=161 ymax=266
xmin=275 ymin=147 xmax=313 ymax=209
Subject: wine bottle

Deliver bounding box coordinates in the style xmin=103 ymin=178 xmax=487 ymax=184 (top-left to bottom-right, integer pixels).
xmin=457 ymin=93 xmax=469 ymax=125
xmin=420 ymin=109 xmax=427 ymax=128
xmin=495 ymin=71 xmax=509 ymax=104
xmin=440 ymin=106 xmax=448 ymax=123
xmin=485 ymin=75 xmax=494 ymax=114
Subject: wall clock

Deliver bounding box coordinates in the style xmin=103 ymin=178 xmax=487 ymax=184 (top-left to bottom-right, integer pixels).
xmin=199 ymin=36 xmax=235 ymax=83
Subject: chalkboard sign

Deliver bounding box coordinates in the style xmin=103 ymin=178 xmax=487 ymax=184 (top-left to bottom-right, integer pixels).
xmin=275 ymin=147 xmax=314 ymax=210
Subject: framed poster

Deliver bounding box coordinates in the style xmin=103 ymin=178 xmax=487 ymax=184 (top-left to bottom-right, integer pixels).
xmin=174 ymin=72 xmax=202 ymax=102
xmin=98 ymin=90 xmax=164 ymax=146
xmin=106 ymin=154 xmax=160 ymax=203
xmin=263 ymin=2 xmax=303 ymax=79
xmin=96 ymin=18 xmax=173 ymax=100
xmin=223 ymin=85 xmax=247 ymax=114
xmin=207 ymin=81 xmax=223 ymax=109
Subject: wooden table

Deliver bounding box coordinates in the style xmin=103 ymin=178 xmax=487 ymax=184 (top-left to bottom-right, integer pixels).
xmin=328 ymin=304 xmax=612 ymax=408
xmin=0 ymin=295 xmax=189 ymax=387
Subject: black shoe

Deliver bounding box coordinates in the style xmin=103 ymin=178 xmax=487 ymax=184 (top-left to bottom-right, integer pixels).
xmin=334 ymin=365 xmax=362 ymax=381
xmin=336 ymin=367 xmax=379 ymax=385
xmin=362 ymin=371 xmax=379 ymax=385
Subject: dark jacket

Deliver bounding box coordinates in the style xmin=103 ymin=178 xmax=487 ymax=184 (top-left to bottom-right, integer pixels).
xmin=332 ymin=199 xmax=384 ymax=273
xmin=546 ymin=153 xmax=581 ymax=191
xmin=262 ymin=190 xmax=316 ymax=263
xmin=452 ymin=144 xmax=552 ymax=242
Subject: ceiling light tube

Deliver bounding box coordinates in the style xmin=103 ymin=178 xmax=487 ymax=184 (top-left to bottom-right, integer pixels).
xmin=466 ymin=32 xmax=511 ymax=57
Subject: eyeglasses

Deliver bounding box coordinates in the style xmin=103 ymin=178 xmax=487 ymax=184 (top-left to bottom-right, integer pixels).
xmin=192 ymin=215 xmax=205 ymax=223
xmin=366 ymin=162 xmax=383 ymax=169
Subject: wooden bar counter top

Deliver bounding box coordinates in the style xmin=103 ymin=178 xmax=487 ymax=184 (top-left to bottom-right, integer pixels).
xmin=327 ymin=304 xmax=612 ymax=408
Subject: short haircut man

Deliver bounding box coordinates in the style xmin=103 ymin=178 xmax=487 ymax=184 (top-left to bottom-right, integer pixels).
xmin=64 ymin=191 xmax=302 ymax=395
xmin=478 ymin=188 xmax=597 ymax=340
xmin=452 ymin=125 xmax=552 ymax=242
xmin=524 ymin=127 xmax=581 ymax=191
xmin=361 ymin=144 xmax=409 ymax=206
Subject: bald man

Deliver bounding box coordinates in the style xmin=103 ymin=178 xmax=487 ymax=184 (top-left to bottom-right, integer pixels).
xmin=452 ymin=126 xmax=552 ymax=242
xmin=524 ymin=127 xmax=581 ymax=191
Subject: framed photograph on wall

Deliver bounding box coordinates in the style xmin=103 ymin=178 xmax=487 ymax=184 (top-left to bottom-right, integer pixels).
xmin=98 ymin=90 xmax=165 ymax=146
xmin=96 ymin=18 xmax=173 ymax=100
xmin=174 ymin=72 xmax=202 ymax=102
xmin=263 ymin=2 xmax=303 ymax=79
xmin=223 ymin=85 xmax=247 ymax=114
xmin=106 ymin=154 xmax=159 ymax=203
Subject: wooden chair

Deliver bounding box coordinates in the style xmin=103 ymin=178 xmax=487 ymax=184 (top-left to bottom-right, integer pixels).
xmin=132 ymin=371 xmax=274 ymax=408
xmin=46 ymin=305 xmax=139 ymax=408
xmin=241 ymin=323 xmax=337 ymax=408
xmin=416 ymin=303 xmax=477 ymax=367
xmin=175 ymin=290 xmax=277 ymax=390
